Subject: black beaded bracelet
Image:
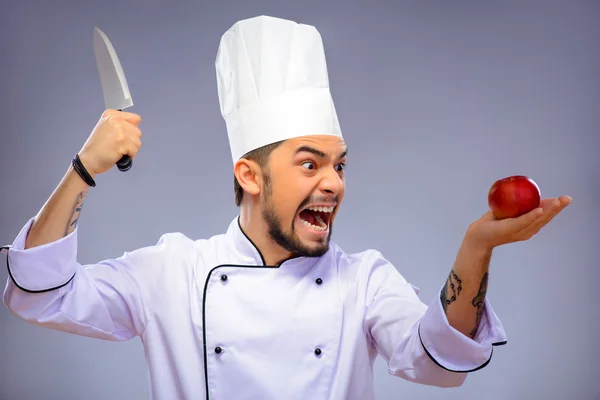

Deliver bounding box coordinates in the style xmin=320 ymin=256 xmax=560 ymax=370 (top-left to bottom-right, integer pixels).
xmin=72 ymin=154 xmax=96 ymax=187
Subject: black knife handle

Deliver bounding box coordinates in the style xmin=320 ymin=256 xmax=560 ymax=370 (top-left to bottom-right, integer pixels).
xmin=117 ymin=155 xmax=132 ymax=171
xmin=116 ymin=108 xmax=133 ymax=172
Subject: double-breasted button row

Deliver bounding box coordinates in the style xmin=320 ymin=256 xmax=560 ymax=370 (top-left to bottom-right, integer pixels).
xmin=213 ymin=346 xmax=323 ymax=357
xmin=220 ymin=274 xmax=322 ymax=286
xmin=213 ymin=272 xmax=324 ymax=359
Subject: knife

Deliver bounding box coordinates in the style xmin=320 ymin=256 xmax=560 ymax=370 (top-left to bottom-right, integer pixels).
xmin=93 ymin=26 xmax=134 ymax=172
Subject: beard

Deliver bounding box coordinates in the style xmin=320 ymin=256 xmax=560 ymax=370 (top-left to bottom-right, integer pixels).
xmin=260 ymin=173 xmax=333 ymax=258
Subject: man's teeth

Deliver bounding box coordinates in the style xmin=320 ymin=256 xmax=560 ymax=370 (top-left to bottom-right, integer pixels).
xmin=301 ymin=206 xmax=333 ymax=231
xmin=301 ymin=217 xmax=327 ymax=231
xmin=306 ymin=206 xmax=335 ymax=213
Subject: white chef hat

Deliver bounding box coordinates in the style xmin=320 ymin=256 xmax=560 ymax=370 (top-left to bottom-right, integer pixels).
xmin=215 ymin=15 xmax=343 ymax=164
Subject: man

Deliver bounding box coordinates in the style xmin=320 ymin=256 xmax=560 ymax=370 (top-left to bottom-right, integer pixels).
xmin=2 ymin=15 xmax=570 ymax=400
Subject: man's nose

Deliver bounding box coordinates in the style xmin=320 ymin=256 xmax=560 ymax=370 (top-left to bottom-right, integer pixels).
xmin=319 ymin=167 xmax=343 ymax=195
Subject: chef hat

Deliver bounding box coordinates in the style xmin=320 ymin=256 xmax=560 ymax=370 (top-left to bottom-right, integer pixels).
xmin=215 ymin=15 xmax=343 ymax=164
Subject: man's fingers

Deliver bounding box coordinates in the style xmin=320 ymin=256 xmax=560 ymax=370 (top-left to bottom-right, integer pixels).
xmin=519 ymin=196 xmax=571 ymax=238
xmin=506 ymin=207 xmax=544 ymax=232
xmin=558 ymin=195 xmax=573 ymax=207
xmin=479 ymin=210 xmax=497 ymax=222
xmin=117 ymin=111 xmax=142 ymax=126
xmin=121 ymin=137 xmax=142 ymax=159
xmin=123 ymin=122 xmax=142 ymax=138
xmin=472 ymin=195 xmax=572 ymax=247
xmin=505 ymin=196 xmax=569 ymax=232
xmin=102 ymin=109 xmax=142 ymax=126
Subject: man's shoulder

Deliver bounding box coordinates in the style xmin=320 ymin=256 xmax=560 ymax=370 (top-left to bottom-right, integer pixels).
xmin=135 ymin=229 xmax=229 ymax=273
xmin=329 ymin=242 xmax=387 ymax=264
xmin=153 ymin=229 xmax=227 ymax=250
xmin=328 ymin=242 xmax=393 ymax=273
xmin=330 ymin=243 xmax=419 ymax=295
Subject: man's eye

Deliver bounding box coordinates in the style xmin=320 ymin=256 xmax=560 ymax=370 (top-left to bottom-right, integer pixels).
xmin=302 ymin=162 xmax=315 ymax=170
xmin=336 ymin=163 xmax=346 ymax=172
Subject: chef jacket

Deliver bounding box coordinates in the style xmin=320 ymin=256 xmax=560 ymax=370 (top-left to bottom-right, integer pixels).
xmin=3 ymin=216 xmax=507 ymax=399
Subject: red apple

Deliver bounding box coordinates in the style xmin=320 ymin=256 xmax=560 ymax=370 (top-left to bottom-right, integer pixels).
xmin=488 ymin=175 xmax=541 ymax=219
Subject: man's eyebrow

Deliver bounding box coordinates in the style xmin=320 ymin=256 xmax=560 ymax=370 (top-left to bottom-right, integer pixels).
xmin=294 ymin=146 xmax=348 ymax=160
xmin=295 ymin=146 xmax=326 ymax=158
xmin=338 ymin=148 xmax=348 ymax=160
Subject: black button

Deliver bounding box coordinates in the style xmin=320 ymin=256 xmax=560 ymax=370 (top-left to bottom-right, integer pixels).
xmin=314 ymin=348 xmax=322 ymax=356
xmin=215 ymin=347 xmax=222 ymax=354
xmin=221 ymin=275 xmax=228 ymax=282
xmin=315 ymin=278 xmax=323 ymax=285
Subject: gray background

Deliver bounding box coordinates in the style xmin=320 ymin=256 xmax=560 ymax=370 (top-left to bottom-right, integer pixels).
xmin=1 ymin=0 xmax=598 ymax=399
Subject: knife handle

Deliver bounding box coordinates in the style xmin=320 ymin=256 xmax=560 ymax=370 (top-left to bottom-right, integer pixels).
xmin=116 ymin=108 xmax=133 ymax=172
xmin=117 ymin=155 xmax=132 ymax=171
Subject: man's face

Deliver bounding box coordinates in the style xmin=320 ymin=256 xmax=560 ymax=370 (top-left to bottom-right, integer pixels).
xmin=260 ymin=135 xmax=347 ymax=258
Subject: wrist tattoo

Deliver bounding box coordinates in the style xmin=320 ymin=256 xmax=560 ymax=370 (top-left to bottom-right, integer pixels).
xmin=65 ymin=191 xmax=87 ymax=236
xmin=469 ymin=272 xmax=488 ymax=338
xmin=440 ymin=269 xmax=462 ymax=314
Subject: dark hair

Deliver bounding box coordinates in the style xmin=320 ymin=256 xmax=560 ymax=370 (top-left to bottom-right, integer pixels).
xmin=234 ymin=141 xmax=283 ymax=206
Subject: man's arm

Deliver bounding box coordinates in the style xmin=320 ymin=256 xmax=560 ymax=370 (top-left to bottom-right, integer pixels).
xmin=25 ymin=166 xmax=91 ymax=249
xmin=440 ymin=195 xmax=572 ymax=339
xmin=363 ymin=248 xmax=506 ymax=388
xmin=440 ymin=236 xmax=492 ymax=339
xmin=25 ymin=109 xmax=142 ymax=250
xmin=2 ymin=110 xmax=157 ymax=341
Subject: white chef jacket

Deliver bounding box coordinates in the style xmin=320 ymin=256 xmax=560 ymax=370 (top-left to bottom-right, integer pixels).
xmin=3 ymin=216 xmax=507 ymax=399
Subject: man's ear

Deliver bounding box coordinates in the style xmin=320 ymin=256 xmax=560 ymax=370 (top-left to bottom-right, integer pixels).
xmin=234 ymin=158 xmax=262 ymax=196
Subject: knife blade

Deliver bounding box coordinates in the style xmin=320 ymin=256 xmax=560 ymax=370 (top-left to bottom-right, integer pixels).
xmin=93 ymin=26 xmax=134 ymax=172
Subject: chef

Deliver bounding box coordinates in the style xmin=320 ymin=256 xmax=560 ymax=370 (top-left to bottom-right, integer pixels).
xmin=2 ymin=15 xmax=571 ymax=400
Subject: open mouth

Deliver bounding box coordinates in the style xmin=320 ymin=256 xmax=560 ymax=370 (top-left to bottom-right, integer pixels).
xmin=298 ymin=206 xmax=334 ymax=232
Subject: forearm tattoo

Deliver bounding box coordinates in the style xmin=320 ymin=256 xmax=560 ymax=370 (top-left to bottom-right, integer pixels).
xmin=65 ymin=191 xmax=87 ymax=236
xmin=469 ymin=272 xmax=488 ymax=338
xmin=440 ymin=269 xmax=462 ymax=314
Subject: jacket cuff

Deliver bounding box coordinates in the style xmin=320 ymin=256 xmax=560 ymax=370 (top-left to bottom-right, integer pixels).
xmin=418 ymin=285 xmax=508 ymax=373
xmin=5 ymin=217 xmax=78 ymax=293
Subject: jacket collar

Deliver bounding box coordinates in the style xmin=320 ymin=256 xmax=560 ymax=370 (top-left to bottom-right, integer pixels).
xmin=226 ymin=216 xmax=324 ymax=270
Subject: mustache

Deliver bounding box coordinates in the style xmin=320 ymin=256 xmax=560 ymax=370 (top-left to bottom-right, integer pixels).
xmin=297 ymin=195 xmax=338 ymax=212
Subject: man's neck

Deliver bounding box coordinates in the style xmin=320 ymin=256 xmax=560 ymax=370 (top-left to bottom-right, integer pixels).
xmin=238 ymin=206 xmax=293 ymax=266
